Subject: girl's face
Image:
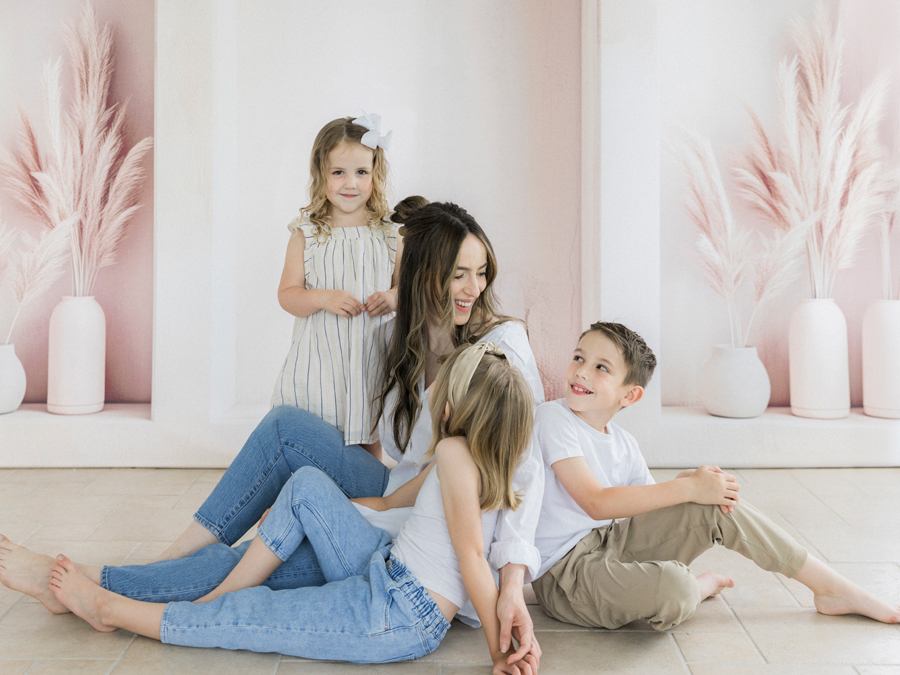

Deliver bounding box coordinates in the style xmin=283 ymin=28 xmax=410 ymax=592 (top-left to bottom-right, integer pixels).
xmin=450 ymin=234 xmax=488 ymax=326
xmin=325 ymin=141 xmax=374 ymax=219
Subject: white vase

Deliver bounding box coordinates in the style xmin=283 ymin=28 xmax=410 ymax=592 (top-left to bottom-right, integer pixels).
xmin=47 ymin=296 xmax=106 ymax=415
xmin=789 ymin=298 xmax=849 ymax=419
xmin=0 ymin=343 xmax=27 ymax=414
xmin=697 ymin=345 xmax=771 ymax=418
xmin=862 ymin=299 xmax=900 ymax=419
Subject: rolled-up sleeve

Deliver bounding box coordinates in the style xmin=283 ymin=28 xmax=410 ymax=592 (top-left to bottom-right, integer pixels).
xmin=488 ymin=438 xmax=544 ymax=582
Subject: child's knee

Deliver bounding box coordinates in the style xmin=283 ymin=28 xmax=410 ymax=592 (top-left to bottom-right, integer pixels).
xmin=653 ymin=562 xmax=700 ymax=630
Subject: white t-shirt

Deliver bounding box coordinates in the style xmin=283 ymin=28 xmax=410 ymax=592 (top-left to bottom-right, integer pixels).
xmin=392 ymin=469 xmax=500 ymax=609
xmin=533 ymin=399 xmax=654 ymax=579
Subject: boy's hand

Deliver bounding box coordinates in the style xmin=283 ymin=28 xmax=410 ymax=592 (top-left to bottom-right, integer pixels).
xmin=688 ymin=465 xmax=739 ymax=510
xmin=321 ymin=290 xmax=364 ymax=317
xmin=364 ymin=288 xmax=397 ymax=316
xmin=678 ymin=467 xmax=734 ymax=512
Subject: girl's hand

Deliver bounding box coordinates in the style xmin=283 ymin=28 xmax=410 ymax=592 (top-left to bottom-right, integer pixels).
xmin=364 ymin=289 xmax=397 ymax=316
xmin=320 ymin=290 xmax=364 ymax=317
xmin=493 ymin=650 xmax=538 ymax=675
xmin=688 ymin=465 xmax=739 ymax=511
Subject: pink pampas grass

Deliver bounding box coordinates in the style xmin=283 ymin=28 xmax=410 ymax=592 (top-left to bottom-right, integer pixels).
xmin=676 ymin=129 xmax=808 ymax=347
xmin=0 ymin=3 xmax=152 ymax=298
xmin=0 ymin=209 xmax=76 ymax=344
xmin=735 ymin=5 xmax=887 ymax=299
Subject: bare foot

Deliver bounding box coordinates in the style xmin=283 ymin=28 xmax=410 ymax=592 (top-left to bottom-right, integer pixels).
xmin=814 ymin=584 xmax=900 ymax=624
xmin=49 ymin=556 xmax=117 ymax=633
xmin=697 ymin=572 xmax=734 ymax=601
xmin=0 ymin=534 xmax=69 ymax=614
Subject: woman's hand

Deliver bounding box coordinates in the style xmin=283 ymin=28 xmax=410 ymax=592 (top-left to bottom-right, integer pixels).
xmin=320 ymin=290 xmax=364 ymax=318
xmin=364 ymin=288 xmax=397 ymax=316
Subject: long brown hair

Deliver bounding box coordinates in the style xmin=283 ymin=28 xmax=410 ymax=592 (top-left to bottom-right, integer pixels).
xmin=374 ymin=197 xmax=511 ymax=454
xmin=299 ymin=117 xmax=391 ymax=238
xmin=427 ymin=343 xmax=533 ymax=511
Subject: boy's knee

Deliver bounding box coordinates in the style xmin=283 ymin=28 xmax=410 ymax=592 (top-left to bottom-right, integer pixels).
xmin=653 ymin=562 xmax=700 ymax=630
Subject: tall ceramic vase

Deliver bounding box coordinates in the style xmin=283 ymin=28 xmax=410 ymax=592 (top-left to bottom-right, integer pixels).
xmin=789 ymin=298 xmax=849 ymax=419
xmin=47 ymin=296 xmax=106 ymax=415
xmin=698 ymin=345 xmax=771 ymax=418
xmin=862 ymin=299 xmax=900 ymax=418
xmin=0 ymin=343 xmax=27 ymax=414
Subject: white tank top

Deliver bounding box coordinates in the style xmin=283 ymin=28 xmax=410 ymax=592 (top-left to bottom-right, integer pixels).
xmin=391 ymin=469 xmax=499 ymax=610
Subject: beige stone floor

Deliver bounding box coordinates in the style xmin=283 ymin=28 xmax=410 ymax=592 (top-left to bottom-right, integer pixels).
xmin=0 ymin=467 xmax=898 ymax=674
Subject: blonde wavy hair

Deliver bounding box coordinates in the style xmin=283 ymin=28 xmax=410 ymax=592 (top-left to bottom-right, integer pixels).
xmin=299 ymin=117 xmax=391 ymax=238
xmin=426 ymin=343 xmax=533 ymax=512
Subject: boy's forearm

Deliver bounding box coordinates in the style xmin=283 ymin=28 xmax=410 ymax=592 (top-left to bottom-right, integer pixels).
xmin=587 ymin=480 xmax=693 ymax=520
xmin=278 ymin=286 xmax=324 ymax=317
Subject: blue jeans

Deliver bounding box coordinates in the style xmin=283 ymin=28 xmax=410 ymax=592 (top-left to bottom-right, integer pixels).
xmin=103 ymin=406 xmax=391 ymax=600
xmin=159 ymin=467 xmax=449 ymax=662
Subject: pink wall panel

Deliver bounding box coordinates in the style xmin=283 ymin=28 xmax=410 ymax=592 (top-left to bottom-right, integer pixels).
xmin=0 ymin=0 xmax=154 ymax=403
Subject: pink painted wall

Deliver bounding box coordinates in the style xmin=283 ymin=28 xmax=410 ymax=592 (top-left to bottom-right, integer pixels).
xmin=0 ymin=0 xmax=154 ymax=403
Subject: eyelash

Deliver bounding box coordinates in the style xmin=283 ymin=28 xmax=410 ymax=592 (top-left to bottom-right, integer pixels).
xmin=454 ymin=272 xmax=488 ymax=280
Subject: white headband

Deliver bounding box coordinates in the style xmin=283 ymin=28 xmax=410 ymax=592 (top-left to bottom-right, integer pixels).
xmin=448 ymin=342 xmax=506 ymax=408
xmin=353 ymin=110 xmax=392 ymax=151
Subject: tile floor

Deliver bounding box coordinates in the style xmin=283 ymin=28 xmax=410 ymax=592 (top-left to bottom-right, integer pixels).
xmin=0 ymin=467 xmax=898 ymax=674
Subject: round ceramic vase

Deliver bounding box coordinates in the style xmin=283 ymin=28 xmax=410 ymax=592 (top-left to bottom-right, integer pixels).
xmin=0 ymin=343 xmax=27 ymax=414
xmin=789 ymin=298 xmax=849 ymax=419
xmin=47 ymin=296 xmax=106 ymax=415
xmin=698 ymin=345 xmax=771 ymax=418
xmin=862 ymin=299 xmax=900 ymax=419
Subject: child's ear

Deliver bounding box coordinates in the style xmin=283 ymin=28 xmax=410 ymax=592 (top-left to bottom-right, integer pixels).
xmin=618 ymin=385 xmax=644 ymax=409
xmin=442 ymin=401 xmax=451 ymax=422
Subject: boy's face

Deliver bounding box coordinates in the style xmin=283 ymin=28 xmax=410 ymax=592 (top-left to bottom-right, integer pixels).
xmin=564 ymin=330 xmax=640 ymax=428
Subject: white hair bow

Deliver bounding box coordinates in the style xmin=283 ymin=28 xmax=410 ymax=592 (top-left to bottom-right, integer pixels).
xmin=353 ymin=110 xmax=392 ymax=151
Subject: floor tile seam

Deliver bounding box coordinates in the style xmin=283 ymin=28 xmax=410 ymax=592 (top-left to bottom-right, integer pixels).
xmin=669 ymin=631 xmax=691 ymax=674
xmin=772 ymin=571 xmax=804 ymax=608
xmin=774 ymin=490 xmax=854 ymax=531
xmin=18 ymin=525 xmax=42 ymax=545
xmin=720 ymin=596 xmax=768 ymax=663
xmin=83 ymin=495 xmax=133 ymax=542
xmin=105 ymin=630 xmax=137 ymax=674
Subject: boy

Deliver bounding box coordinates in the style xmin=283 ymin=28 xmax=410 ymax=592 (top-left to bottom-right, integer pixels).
xmin=531 ymin=321 xmax=899 ymax=630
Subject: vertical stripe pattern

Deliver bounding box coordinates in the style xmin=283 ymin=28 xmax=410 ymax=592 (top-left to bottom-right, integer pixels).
xmin=271 ymin=219 xmax=398 ymax=445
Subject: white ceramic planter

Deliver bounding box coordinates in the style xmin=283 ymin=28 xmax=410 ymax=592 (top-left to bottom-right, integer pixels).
xmin=47 ymin=296 xmax=106 ymax=415
xmin=0 ymin=343 xmax=27 ymax=414
xmin=789 ymin=298 xmax=849 ymax=419
xmin=862 ymin=299 xmax=900 ymax=418
xmin=697 ymin=345 xmax=771 ymax=418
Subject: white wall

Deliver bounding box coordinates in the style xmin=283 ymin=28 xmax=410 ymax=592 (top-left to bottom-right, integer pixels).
xmin=224 ymin=0 xmax=582 ymax=408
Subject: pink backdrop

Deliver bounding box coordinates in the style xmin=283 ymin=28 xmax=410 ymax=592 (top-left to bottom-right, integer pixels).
xmin=0 ymin=0 xmax=154 ymax=403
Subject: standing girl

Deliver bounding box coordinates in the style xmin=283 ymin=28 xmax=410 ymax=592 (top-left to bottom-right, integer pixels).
xmin=49 ymin=343 xmax=537 ymax=674
xmin=272 ymin=114 xmax=400 ymax=457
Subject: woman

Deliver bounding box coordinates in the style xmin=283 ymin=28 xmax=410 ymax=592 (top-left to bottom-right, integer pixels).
xmin=0 ymin=199 xmax=544 ymax=659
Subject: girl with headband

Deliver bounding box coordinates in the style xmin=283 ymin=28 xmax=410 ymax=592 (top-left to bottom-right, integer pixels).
xmin=272 ymin=113 xmax=399 ymax=459
xmin=48 ymin=343 xmax=538 ymax=674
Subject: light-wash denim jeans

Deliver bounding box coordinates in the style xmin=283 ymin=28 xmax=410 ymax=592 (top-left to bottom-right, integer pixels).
xmin=103 ymin=406 xmax=391 ymax=601
xmin=159 ymin=467 xmax=450 ymax=662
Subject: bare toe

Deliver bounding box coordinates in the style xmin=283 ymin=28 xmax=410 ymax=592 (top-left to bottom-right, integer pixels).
xmin=50 ymin=556 xmax=116 ymax=632
xmin=0 ymin=535 xmax=69 ymax=614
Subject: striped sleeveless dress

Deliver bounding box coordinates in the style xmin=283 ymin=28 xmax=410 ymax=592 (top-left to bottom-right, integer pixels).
xmin=271 ymin=218 xmax=399 ymax=445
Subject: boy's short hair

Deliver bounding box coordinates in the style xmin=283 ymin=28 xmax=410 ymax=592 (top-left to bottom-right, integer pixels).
xmin=580 ymin=321 xmax=657 ymax=388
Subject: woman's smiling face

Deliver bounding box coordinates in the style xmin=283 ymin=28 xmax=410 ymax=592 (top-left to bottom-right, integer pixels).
xmin=450 ymin=234 xmax=488 ymax=325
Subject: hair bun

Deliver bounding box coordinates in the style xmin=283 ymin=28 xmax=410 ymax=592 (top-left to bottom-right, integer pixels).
xmin=390 ymin=195 xmax=430 ymax=225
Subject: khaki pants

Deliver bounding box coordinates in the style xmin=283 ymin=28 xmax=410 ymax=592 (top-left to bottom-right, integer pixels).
xmin=532 ymin=501 xmax=807 ymax=631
